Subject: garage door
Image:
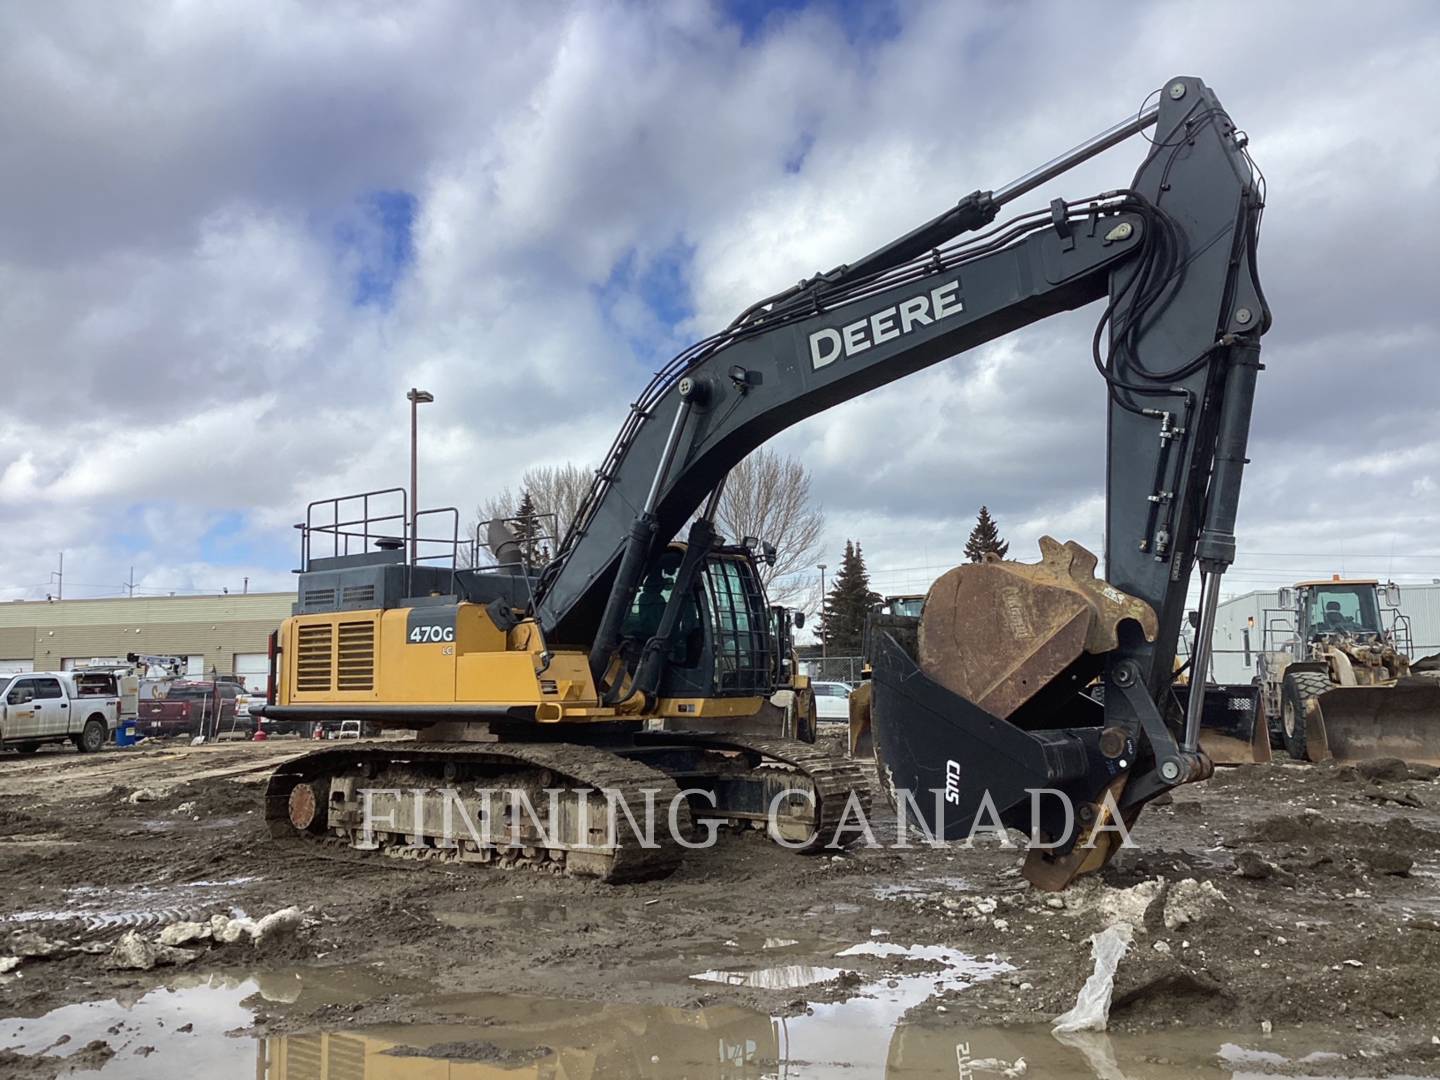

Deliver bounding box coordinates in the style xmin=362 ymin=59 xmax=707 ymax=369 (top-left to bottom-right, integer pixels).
xmin=0 ymin=659 xmax=33 ymax=675
xmin=233 ymin=653 xmax=268 ymax=694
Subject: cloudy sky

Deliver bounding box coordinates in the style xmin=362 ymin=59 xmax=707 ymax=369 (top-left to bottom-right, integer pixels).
xmin=2 ymin=0 xmax=1437 ymax=612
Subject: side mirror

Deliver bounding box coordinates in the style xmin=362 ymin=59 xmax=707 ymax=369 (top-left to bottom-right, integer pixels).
xmin=1277 ymin=587 xmax=1294 ymax=611
xmin=762 ymin=542 xmax=778 ymax=567
xmin=792 ymin=611 xmax=805 ymax=629
xmin=1384 ymin=582 xmax=1402 ymax=608
xmin=1187 ymin=610 xmax=1200 ymax=630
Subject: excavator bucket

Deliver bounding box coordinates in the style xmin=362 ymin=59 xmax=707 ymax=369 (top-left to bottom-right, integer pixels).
xmin=1310 ymin=678 xmax=1440 ymax=766
xmin=868 ymin=538 xmax=1163 ymax=891
xmin=1179 ymin=683 xmax=1272 ymax=765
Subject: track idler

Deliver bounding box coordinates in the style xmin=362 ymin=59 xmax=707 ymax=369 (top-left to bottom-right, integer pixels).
xmin=869 ymin=538 xmax=1174 ymax=890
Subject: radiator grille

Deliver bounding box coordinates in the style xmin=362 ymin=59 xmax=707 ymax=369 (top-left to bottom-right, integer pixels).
xmin=336 ymin=621 xmax=376 ymax=691
xmin=295 ymin=624 xmax=334 ymax=692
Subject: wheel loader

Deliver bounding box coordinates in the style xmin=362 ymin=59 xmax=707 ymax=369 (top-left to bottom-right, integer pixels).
xmin=253 ymin=75 xmax=1270 ymax=890
xmin=1257 ymin=578 xmax=1440 ymax=763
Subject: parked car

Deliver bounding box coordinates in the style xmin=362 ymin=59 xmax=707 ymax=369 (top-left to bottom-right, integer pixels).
xmin=0 ymin=672 xmax=120 ymax=754
xmin=811 ymin=680 xmax=853 ymax=722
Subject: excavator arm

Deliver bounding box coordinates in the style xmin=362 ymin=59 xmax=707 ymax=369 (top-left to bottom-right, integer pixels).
xmin=530 ymin=76 xmax=1268 ymax=885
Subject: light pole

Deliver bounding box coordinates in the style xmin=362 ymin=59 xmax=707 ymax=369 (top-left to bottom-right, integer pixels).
xmin=406 ymin=388 xmax=434 ymax=564
xmin=817 ymin=563 xmax=828 ymax=658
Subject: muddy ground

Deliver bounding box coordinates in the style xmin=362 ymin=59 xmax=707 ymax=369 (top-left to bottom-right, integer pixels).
xmin=1 ymin=734 xmax=1439 ymax=1076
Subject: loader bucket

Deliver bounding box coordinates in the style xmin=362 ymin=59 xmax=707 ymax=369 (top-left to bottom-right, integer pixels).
xmin=1312 ymin=679 xmax=1440 ymax=765
xmin=1176 ymin=683 xmax=1272 ymax=765
xmin=868 ymin=538 xmax=1166 ymax=891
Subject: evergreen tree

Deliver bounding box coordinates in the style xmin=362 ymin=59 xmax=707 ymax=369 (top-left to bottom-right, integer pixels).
xmin=513 ymin=490 xmax=547 ymax=566
xmin=821 ymin=540 xmax=881 ymax=655
xmin=963 ymin=506 xmax=1009 ymax=563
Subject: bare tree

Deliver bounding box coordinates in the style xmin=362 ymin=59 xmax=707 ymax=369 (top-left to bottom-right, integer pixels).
xmin=519 ymin=463 xmax=591 ymax=542
xmin=468 ymin=452 xmax=825 ymax=615
xmin=713 ymin=447 xmax=826 ymax=611
xmin=468 ymin=462 xmax=593 ymax=566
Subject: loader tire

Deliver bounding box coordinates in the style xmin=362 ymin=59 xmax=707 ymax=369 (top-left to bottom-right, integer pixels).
xmin=1281 ymin=671 xmax=1333 ymax=761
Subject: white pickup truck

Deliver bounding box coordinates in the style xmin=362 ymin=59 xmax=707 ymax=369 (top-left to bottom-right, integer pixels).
xmin=0 ymin=672 xmax=119 ymax=754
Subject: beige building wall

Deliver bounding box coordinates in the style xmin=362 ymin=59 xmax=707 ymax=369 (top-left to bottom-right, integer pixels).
xmin=0 ymin=593 xmax=295 ymax=675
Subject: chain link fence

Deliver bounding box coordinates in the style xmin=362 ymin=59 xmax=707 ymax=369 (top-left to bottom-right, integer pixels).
xmin=799 ymin=656 xmax=865 ymax=685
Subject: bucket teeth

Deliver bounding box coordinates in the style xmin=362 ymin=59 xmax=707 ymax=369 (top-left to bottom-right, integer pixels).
xmin=918 ymin=537 xmax=1157 ymax=721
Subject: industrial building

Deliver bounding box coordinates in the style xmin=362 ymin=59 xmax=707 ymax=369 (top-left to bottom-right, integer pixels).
xmin=1210 ymin=581 xmax=1440 ymax=684
xmin=0 ymin=593 xmax=294 ymax=691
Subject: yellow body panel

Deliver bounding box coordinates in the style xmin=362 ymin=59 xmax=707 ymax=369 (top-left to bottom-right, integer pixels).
xmin=277 ymin=610 xmax=604 ymax=711
xmin=656 ymin=696 xmax=765 ymax=719
xmin=279 ymin=600 xmax=779 ymax=728
xmin=280 ymin=602 xmax=610 ymax=712
xmin=376 ymin=608 xmax=452 ymax=702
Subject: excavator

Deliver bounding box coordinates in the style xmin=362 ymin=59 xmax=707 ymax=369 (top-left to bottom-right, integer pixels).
xmin=251 ymin=75 xmax=1270 ymax=890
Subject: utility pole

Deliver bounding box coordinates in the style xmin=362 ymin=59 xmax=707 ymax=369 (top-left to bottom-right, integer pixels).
xmin=817 ymin=563 xmax=828 ymax=658
xmin=406 ymin=387 xmax=435 ymax=564
xmin=243 ymin=576 xmax=249 ymax=595
xmin=127 ymin=567 xmax=135 ymax=597
xmin=48 ymin=552 xmax=63 ymax=601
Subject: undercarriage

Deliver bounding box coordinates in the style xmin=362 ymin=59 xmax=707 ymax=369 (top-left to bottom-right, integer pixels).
xmin=265 ymin=732 xmax=869 ymax=882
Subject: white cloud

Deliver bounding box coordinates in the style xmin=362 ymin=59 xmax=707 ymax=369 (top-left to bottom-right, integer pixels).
xmin=1 ymin=0 xmax=1437 ymax=612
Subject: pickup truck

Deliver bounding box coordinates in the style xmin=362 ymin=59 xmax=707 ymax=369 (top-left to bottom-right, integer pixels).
xmin=0 ymin=672 xmax=119 ymax=754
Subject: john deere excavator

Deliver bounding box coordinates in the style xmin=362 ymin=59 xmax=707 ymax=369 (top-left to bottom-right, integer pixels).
xmin=1258 ymin=578 xmax=1440 ymax=763
xmin=252 ymin=75 xmax=1270 ymax=890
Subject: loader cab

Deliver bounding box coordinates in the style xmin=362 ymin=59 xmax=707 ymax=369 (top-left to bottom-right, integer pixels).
xmin=620 ymin=544 xmax=775 ymax=701
xmin=1294 ymin=580 xmax=1383 ymax=640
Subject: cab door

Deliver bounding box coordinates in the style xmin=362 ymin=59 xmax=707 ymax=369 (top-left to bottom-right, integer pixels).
xmin=3 ymin=678 xmax=40 ymax=739
xmin=30 ymin=678 xmax=69 ymax=736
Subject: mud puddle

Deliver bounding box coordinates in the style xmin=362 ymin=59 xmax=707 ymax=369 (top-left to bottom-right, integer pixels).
xmin=0 ymin=967 xmax=410 ymax=1079
xmin=0 ymin=955 xmax=1419 ymax=1079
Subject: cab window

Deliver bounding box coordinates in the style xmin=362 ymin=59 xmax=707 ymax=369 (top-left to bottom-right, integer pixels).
xmin=33 ymin=678 xmax=63 ymax=700
xmin=622 ymin=551 xmax=703 ymax=668
xmin=705 ymin=556 xmax=771 ymax=693
xmin=6 ymin=680 xmax=35 ymax=705
xmin=1307 ymin=586 xmax=1380 ymax=635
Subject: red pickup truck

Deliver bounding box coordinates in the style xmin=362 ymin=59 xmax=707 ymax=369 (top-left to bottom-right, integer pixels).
xmin=137 ymin=680 xmax=255 ymax=738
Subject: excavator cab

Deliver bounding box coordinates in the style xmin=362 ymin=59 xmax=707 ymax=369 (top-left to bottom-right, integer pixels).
xmin=619 ymin=544 xmax=776 ymax=701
